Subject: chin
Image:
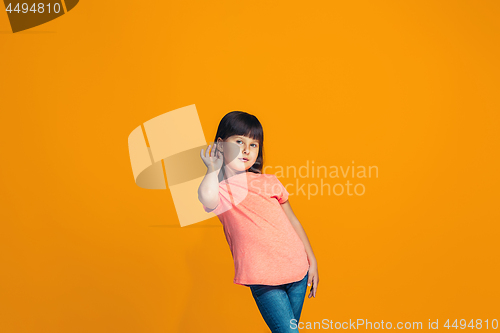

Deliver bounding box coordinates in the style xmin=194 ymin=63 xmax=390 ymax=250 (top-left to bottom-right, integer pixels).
xmin=225 ymin=162 xmax=247 ymax=172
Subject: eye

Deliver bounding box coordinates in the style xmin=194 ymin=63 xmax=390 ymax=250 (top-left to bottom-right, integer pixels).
xmin=251 ymin=144 xmax=258 ymax=148
xmin=236 ymin=140 xmax=243 ymax=144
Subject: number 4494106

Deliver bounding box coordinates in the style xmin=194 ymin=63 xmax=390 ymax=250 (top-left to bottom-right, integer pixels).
xmin=5 ymin=3 xmax=62 ymax=14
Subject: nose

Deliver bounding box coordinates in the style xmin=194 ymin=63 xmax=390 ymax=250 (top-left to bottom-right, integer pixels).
xmin=242 ymin=144 xmax=249 ymax=155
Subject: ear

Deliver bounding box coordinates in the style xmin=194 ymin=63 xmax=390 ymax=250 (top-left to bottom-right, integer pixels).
xmin=216 ymin=138 xmax=224 ymax=152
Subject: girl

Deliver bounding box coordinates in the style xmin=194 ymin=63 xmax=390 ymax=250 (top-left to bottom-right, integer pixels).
xmin=198 ymin=111 xmax=319 ymax=333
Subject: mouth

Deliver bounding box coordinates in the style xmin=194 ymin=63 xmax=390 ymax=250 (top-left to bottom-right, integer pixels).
xmin=238 ymin=158 xmax=249 ymax=162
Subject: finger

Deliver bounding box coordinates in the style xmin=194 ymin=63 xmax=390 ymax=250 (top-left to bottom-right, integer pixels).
xmin=203 ymin=145 xmax=208 ymax=158
xmin=206 ymin=144 xmax=212 ymax=158
xmin=215 ymin=144 xmax=221 ymax=159
xmin=214 ymin=143 xmax=220 ymax=158
xmin=210 ymin=143 xmax=215 ymax=157
xmin=213 ymin=143 xmax=219 ymax=158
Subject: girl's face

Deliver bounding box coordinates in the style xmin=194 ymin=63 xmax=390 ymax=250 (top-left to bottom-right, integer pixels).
xmin=219 ymin=135 xmax=260 ymax=172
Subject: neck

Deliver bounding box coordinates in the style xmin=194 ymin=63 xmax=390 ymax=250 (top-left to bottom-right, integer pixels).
xmin=219 ymin=166 xmax=246 ymax=182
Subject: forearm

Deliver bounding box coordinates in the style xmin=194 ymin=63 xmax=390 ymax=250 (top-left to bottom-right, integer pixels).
xmin=198 ymin=168 xmax=220 ymax=209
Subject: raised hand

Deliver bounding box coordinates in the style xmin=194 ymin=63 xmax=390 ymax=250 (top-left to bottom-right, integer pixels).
xmin=200 ymin=143 xmax=223 ymax=172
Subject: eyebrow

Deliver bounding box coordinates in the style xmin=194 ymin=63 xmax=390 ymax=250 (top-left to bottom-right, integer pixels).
xmin=236 ymin=136 xmax=259 ymax=143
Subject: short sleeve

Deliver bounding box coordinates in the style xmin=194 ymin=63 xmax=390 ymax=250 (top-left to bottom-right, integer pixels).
xmin=274 ymin=175 xmax=289 ymax=204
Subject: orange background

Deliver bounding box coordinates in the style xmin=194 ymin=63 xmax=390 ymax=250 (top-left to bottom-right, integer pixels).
xmin=1 ymin=1 xmax=499 ymax=332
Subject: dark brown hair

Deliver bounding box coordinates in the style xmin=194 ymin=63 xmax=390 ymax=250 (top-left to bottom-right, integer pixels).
xmin=214 ymin=111 xmax=264 ymax=177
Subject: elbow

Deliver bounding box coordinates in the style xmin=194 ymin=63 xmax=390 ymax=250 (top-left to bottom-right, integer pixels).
xmin=198 ymin=188 xmax=219 ymax=208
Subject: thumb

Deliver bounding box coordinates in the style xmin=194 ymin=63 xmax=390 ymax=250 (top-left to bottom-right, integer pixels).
xmin=307 ymin=276 xmax=313 ymax=287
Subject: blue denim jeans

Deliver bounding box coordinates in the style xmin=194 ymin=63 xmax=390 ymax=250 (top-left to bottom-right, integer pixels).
xmin=247 ymin=271 xmax=309 ymax=333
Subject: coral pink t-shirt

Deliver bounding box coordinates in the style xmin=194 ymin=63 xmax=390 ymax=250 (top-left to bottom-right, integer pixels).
xmin=202 ymin=172 xmax=310 ymax=286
